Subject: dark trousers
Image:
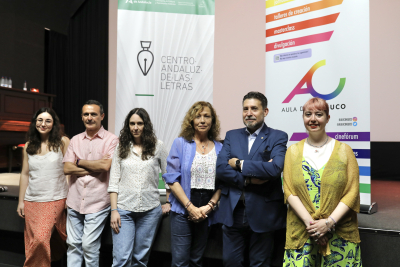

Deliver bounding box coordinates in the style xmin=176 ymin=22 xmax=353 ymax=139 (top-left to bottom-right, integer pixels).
xmin=170 ymin=189 xmax=213 ymax=267
xmin=222 ymin=201 xmax=274 ymax=267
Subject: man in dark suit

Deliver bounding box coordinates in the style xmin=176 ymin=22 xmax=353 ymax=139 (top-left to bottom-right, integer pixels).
xmin=216 ymin=91 xmax=288 ymax=267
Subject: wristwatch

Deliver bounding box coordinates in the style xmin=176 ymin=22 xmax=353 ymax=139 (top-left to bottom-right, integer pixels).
xmin=235 ymin=159 xmax=241 ymax=171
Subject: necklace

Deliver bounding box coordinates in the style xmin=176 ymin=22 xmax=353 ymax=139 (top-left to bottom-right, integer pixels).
xmin=196 ymin=139 xmax=209 ymax=154
xmin=307 ymin=136 xmax=329 ymax=151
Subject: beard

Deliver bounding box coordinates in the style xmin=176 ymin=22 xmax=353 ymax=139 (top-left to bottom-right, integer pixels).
xmin=243 ymin=116 xmax=262 ymax=130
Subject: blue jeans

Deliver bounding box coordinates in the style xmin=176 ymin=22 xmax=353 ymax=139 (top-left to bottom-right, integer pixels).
xmin=170 ymin=189 xmax=213 ymax=267
xmin=66 ymin=207 xmax=110 ymax=267
xmin=222 ymin=201 xmax=274 ymax=267
xmin=112 ymin=205 xmax=162 ymax=267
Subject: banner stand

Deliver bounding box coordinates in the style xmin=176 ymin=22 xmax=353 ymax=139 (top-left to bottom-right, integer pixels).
xmin=360 ymin=202 xmax=378 ymax=214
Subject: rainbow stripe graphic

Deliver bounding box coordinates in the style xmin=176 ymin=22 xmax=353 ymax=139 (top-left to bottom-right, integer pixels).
xmin=282 ymin=60 xmax=346 ymax=103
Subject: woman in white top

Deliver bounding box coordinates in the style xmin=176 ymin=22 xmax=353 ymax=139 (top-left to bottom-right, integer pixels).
xmin=108 ymin=108 xmax=169 ymax=267
xmin=17 ymin=107 xmax=70 ymax=266
xmin=163 ymin=101 xmax=223 ymax=267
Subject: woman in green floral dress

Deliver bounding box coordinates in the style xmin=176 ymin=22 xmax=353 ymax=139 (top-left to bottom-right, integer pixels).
xmin=282 ymin=97 xmax=362 ymax=267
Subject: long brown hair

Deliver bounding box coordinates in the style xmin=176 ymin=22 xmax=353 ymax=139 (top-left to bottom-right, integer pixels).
xmin=26 ymin=107 xmax=64 ymax=155
xmin=118 ymin=108 xmax=157 ymax=160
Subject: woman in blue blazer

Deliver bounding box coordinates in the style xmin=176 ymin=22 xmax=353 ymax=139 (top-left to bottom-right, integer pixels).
xmin=163 ymin=101 xmax=222 ymax=267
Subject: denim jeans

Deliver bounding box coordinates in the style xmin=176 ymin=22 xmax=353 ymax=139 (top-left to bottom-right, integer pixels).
xmin=222 ymin=201 xmax=274 ymax=267
xmin=170 ymin=189 xmax=213 ymax=267
xmin=66 ymin=207 xmax=110 ymax=267
xmin=112 ymin=205 xmax=162 ymax=267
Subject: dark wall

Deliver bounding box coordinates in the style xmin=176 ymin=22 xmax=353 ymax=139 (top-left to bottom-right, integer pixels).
xmin=0 ymin=0 xmax=71 ymax=92
xmin=371 ymin=142 xmax=400 ymax=181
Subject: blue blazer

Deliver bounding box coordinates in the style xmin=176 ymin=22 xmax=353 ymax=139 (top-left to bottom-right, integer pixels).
xmin=216 ymin=124 xmax=288 ymax=233
xmin=163 ymin=137 xmax=223 ymax=225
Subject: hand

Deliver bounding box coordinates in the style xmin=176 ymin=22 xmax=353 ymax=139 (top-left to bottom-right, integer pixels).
xmin=199 ymin=205 xmax=212 ymax=216
xmin=17 ymin=202 xmax=25 ymax=218
xmin=228 ymin=158 xmax=239 ymax=169
xmin=306 ymin=219 xmax=331 ymax=239
xmin=316 ymin=235 xmax=328 ymax=246
xmin=161 ymin=203 xmax=171 ymax=215
xmin=187 ymin=205 xmax=207 ymax=223
xmin=102 ymin=154 xmax=111 ymax=160
xmin=110 ymin=210 xmax=121 ymax=234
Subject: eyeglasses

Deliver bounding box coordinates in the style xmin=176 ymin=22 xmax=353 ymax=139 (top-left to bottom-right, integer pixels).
xmin=36 ymin=119 xmax=53 ymax=125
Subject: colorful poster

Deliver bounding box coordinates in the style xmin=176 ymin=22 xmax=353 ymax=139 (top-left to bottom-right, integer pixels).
xmin=265 ymin=0 xmax=371 ymax=205
xmin=116 ymin=0 xmax=215 ymax=189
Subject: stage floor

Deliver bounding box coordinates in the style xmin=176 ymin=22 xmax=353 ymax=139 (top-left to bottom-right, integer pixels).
xmin=358 ymin=180 xmax=400 ymax=231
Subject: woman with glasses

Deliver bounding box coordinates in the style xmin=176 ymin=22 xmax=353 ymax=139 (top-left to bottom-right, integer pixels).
xmin=17 ymin=107 xmax=70 ymax=266
xmin=282 ymin=98 xmax=362 ymax=266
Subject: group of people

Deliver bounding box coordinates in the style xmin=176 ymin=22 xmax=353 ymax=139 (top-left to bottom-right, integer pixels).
xmin=16 ymin=91 xmax=362 ymax=267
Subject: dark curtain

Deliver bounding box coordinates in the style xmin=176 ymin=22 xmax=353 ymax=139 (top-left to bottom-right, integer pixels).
xmin=64 ymin=0 xmax=109 ymax=137
xmin=44 ymin=30 xmax=68 ymax=127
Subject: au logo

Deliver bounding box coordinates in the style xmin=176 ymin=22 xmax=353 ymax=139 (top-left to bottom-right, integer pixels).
xmin=283 ymin=60 xmax=346 ymax=103
xmin=137 ymin=41 xmax=154 ymax=76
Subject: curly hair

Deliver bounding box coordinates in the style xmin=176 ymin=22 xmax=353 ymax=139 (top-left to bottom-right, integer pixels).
xmin=26 ymin=107 xmax=64 ymax=155
xmin=179 ymin=101 xmax=221 ymax=142
xmin=118 ymin=108 xmax=157 ymax=160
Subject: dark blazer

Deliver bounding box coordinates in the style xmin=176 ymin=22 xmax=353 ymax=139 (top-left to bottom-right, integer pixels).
xmin=216 ymin=123 xmax=288 ymax=233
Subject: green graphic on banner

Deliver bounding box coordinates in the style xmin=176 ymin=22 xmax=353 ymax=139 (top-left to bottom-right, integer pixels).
xmin=359 ymin=183 xmax=371 ymax=194
xmin=119 ymin=0 xmax=214 ymax=15
xmin=158 ymin=173 xmax=165 ymax=189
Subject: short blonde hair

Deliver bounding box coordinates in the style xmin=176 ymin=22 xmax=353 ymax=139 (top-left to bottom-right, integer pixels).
xmin=179 ymin=101 xmax=221 ymax=141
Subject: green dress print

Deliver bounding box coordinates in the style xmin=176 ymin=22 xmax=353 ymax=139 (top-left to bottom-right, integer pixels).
xmin=283 ymin=158 xmax=362 ymax=267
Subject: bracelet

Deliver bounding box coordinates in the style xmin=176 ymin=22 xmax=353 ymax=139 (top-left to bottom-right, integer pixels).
xmin=329 ymin=216 xmax=337 ymax=225
xmin=76 ymin=158 xmax=80 ymax=166
xmin=325 ymin=219 xmax=331 ymax=232
xmin=207 ymin=203 xmax=214 ymax=211
xmin=111 ymin=209 xmax=118 ymax=212
xmin=166 ymin=201 xmax=171 ymax=206
xmin=185 ymin=201 xmax=192 ymax=209
xmin=329 ymin=216 xmax=337 ymax=231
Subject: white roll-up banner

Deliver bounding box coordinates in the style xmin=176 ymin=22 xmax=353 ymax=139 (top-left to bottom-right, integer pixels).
xmin=265 ymin=0 xmax=371 ymax=205
xmin=116 ymin=0 xmax=215 ymax=190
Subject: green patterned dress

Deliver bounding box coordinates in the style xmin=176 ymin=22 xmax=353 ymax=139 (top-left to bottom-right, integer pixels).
xmin=283 ymin=158 xmax=362 ymax=267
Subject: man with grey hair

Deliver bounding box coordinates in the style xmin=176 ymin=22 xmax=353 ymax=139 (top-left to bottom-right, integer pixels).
xmin=63 ymin=100 xmax=118 ymax=266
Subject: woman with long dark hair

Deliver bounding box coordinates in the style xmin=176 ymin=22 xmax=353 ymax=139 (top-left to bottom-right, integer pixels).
xmin=163 ymin=101 xmax=222 ymax=267
xmin=17 ymin=107 xmax=70 ymax=266
xmin=108 ymin=108 xmax=169 ymax=267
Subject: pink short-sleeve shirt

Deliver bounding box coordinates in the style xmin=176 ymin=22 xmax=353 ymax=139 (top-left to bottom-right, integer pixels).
xmin=63 ymin=126 xmax=118 ymax=214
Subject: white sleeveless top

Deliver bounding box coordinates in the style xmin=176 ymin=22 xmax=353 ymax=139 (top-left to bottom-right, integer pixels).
xmin=25 ymin=150 xmax=68 ymax=202
xmin=190 ymin=147 xmax=217 ymax=190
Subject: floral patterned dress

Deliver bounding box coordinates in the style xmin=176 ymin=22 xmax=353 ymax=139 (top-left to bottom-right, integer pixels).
xmin=283 ymin=158 xmax=362 ymax=267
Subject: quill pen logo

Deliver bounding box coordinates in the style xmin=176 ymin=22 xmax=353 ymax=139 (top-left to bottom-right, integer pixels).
xmin=283 ymin=60 xmax=346 ymax=103
xmin=137 ymin=41 xmax=154 ymax=76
